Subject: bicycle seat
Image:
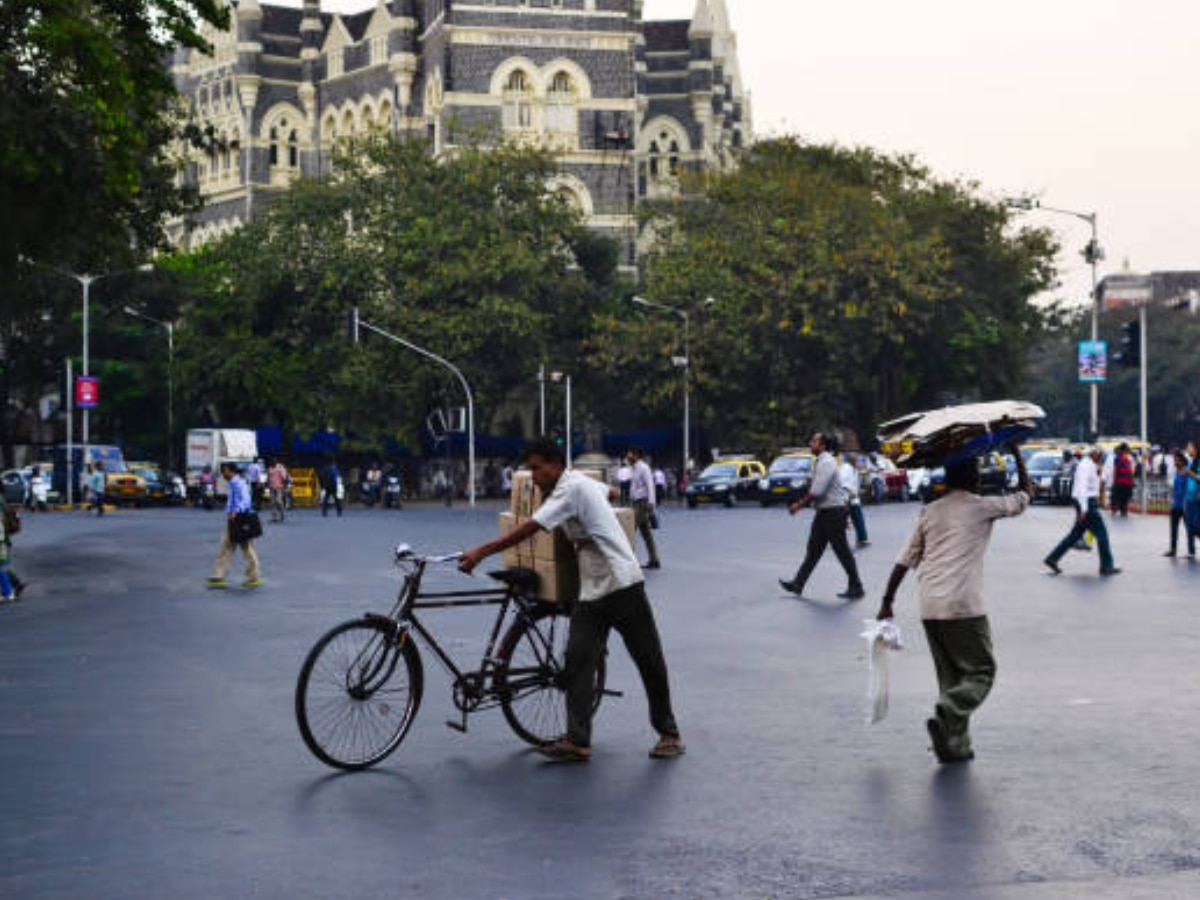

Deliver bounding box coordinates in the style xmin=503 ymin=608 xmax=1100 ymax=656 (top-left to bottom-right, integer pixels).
xmin=488 ymin=567 xmax=540 ymax=597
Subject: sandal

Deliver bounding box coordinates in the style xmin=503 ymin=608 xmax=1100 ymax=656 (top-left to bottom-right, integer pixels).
xmin=649 ymin=734 xmax=686 ymax=759
xmin=539 ymin=739 xmax=592 ymax=763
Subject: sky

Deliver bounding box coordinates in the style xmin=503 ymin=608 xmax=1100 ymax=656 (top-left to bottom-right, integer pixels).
xmin=310 ymin=0 xmax=1200 ymax=310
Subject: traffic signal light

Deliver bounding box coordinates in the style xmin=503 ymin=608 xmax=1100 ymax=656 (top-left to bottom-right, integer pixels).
xmin=1115 ymin=318 xmax=1140 ymax=367
xmin=1083 ymin=239 xmax=1105 ymax=265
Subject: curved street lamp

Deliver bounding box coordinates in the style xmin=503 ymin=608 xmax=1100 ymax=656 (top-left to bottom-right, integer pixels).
xmin=1005 ymin=198 xmax=1102 ymax=438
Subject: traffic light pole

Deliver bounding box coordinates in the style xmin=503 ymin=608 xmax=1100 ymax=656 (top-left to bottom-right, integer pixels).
xmin=1139 ymin=303 xmax=1148 ymax=513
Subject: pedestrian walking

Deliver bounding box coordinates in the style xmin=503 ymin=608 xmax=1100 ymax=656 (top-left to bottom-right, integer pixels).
xmin=839 ymin=452 xmax=869 ymax=548
xmin=876 ymin=447 xmax=1032 ymax=764
xmin=1109 ymin=443 xmax=1135 ymax=516
xmin=627 ymin=447 xmax=661 ymax=570
xmin=267 ymin=458 xmax=290 ymax=523
xmin=1 ymin=506 xmax=19 ymax=601
xmin=459 ymin=438 xmax=684 ymax=763
xmin=27 ymin=467 xmax=48 ymax=512
xmin=88 ymin=462 xmax=106 ymax=516
xmin=244 ymin=459 xmax=263 ymax=510
xmin=653 ymin=466 xmax=668 ymax=505
xmin=320 ymin=460 xmax=344 ymax=517
xmin=1 ymin=505 xmax=27 ymax=600
xmin=1043 ymin=446 xmax=1121 ymax=577
xmin=206 ymin=463 xmax=262 ymax=589
xmin=617 ymin=461 xmax=632 ymax=506
xmin=1165 ymin=449 xmax=1194 ymax=557
xmin=779 ymin=432 xmax=865 ymax=600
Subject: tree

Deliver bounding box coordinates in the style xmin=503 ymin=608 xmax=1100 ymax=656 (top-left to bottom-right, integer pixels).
xmin=171 ymin=136 xmax=609 ymax=451
xmin=0 ymin=0 xmax=228 ymax=278
xmin=587 ymin=138 xmax=1058 ymax=454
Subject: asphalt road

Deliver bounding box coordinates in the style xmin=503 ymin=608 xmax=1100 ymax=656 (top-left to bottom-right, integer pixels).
xmin=2 ymin=497 xmax=1199 ymax=900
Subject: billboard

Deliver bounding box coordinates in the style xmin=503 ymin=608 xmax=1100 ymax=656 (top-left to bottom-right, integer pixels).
xmin=1077 ymin=340 xmax=1107 ymax=383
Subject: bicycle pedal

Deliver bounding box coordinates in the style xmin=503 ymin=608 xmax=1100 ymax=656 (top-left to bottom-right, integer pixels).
xmin=445 ymin=720 xmax=468 ymax=733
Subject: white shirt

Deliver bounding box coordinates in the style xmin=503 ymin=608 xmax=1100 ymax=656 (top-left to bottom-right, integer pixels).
xmin=533 ymin=470 xmax=643 ymax=602
xmin=628 ymin=459 xmax=656 ymax=506
xmin=1072 ymin=456 xmax=1101 ymax=505
xmin=838 ymin=460 xmax=860 ymax=502
xmin=896 ymin=489 xmax=1030 ymax=620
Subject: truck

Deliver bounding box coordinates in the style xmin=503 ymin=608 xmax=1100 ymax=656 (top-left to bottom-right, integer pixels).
xmin=185 ymin=429 xmax=258 ymax=499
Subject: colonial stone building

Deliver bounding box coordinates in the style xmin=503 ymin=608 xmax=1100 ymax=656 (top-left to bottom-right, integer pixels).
xmin=170 ymin=0 xmax=750 ymax=262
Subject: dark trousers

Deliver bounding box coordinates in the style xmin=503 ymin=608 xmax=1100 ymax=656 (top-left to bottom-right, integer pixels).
xmin=563 ymin=583 xmax=679 ymax=747
xmin=792 ymin=506 xmax=863 ymax=593
xmin=1169 ymin=508 xmax=1195 ymax=555
xmin=923 ymin=616 xmax=996 ymax=756
xmin=633 ymin=498 xmax=659 ymax=564
xmin=1048 ymin=498 xmax=1114 ymax=570
xmin=848 ymin=502 xmax=868 ymax=543
xmin=321 ymin=489 xmax=342 ymax=517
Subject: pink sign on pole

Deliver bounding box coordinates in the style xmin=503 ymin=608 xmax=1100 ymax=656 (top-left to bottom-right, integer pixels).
xmin=75 ymin=376 xmax=99 ymax=409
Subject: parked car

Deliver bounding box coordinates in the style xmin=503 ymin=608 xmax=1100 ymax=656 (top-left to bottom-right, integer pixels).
xmin=1 ymin=469 xmax=30 ymax=506
xmin=904 ymin=466 xmax=928 ymax=501
xmin=685 ymin=457 xmax=766 ymax=508
xmin=1026 ymin=452 xmax=1073 ymax=504
xmin=758 ymin=451 xmax=813 ymax=507
xmin=129 ymin=463 xmax=186 ymax=505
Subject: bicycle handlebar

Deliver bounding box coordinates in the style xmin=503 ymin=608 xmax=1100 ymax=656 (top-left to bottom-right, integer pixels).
xmin=394 ymin=543 xmax=463 ymax=565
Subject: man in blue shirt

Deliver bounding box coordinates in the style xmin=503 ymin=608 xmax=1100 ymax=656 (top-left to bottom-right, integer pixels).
xmin=207 ymin=463 xmax=262 ymax=589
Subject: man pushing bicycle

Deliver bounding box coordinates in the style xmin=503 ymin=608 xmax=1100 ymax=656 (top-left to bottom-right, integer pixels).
xmin=459 ymin=438 xmax=685 ymax=763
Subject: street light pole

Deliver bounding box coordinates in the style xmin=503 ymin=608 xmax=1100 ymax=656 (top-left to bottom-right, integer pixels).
xmin=18 ymin=257 xmax=153 ymax=500
xmin=351 ymin=309 xmax=477 ymax=507
xmin=124 ymin=307 xmax=176 ymax=472
xmin=631 ymin=295 xmax=714 ymax=475
xmin=1005 ymin=198 xmax=1102 ymax=438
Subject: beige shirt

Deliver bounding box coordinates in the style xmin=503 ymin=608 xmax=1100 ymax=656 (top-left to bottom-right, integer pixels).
xmin=896 ymin=489 xmax=1030 ymax=620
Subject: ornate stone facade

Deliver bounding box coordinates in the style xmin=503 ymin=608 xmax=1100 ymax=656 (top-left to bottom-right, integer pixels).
xmin=170 ymin=0 xmax=749 ymax=260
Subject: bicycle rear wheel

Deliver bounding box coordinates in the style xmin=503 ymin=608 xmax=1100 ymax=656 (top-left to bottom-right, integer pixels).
xmin=495 ymin=606 xmax=606 ymax=747
xmin=295 ymin=618 xmax=423 ymax=770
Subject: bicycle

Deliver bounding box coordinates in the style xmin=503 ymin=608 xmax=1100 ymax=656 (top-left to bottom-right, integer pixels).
xmin=295 ymin=544 xmax=613 ymax=770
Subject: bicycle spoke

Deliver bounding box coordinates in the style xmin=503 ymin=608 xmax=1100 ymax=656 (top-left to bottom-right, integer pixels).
xmin=296 ymin=620 xmax=423 ymax=770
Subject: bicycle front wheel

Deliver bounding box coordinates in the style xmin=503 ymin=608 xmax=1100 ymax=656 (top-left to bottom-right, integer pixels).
xmin=495 ymin=606 xmax=606 ymax=747
xmin=295 ymin=618 xmax=423 ymax=770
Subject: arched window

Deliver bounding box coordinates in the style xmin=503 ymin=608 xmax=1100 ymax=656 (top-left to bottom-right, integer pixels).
xmin=502 ymin=70 xmax=534 ymax=131
xmin=288 ymin=130 xmax=298 ymax=168
xmin=545 ymin=71 xmax=577 ymax=145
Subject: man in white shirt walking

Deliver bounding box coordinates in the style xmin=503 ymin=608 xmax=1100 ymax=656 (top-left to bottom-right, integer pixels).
xmin=459 ymin=439 xmax=684 ymax=763
xmin=626 ymin=447 xmax=661 ymax=569
xmin=1044 ymin=446 xmax=1120 ymax=576
xmin=877 ymin=446 xmax=1031 ymax=764
xmin=779 ymin=433 xmax=864 ymax=600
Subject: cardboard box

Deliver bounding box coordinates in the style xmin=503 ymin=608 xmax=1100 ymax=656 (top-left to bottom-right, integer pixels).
xmin=499 ymin=471 xmax=631 ymax=603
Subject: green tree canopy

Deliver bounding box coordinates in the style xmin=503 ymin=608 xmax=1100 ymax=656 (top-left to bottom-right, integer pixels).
xmin=0 ymin=0 xmax=228 ymax=277
xmin=587 ymin=138 xmax=1058 ymax=453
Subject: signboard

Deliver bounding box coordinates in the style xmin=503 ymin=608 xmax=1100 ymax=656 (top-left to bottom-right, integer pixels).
xmin=1077 ymin=340 xmax=1107 ymax=383
xmin=75 ymin=375 xmax=100 ymax=408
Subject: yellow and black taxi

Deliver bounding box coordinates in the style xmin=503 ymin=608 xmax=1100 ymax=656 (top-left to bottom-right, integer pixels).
xmin=757 ymin=450 xmax=814 ymax=507
xmin=685 ymin=456 xmax=766 ymax=508
xmin=102 ymin=462 xmax=148 ymax=505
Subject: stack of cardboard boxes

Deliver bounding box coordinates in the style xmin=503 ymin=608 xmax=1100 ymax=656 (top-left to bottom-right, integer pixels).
xmin=498 ymin=469 xmax=636 ymax=603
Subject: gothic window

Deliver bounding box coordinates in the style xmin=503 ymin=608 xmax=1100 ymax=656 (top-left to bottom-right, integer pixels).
xmin=648 ymin=141 xmax=660 ymax=177
xmin=545 ymin=71 xmax=577 ymax=146
xmin=502 ymin=69 xmax=534 ymax=132
xmin=668 ymin=138 xmax=680 ymax=175
xmin=328 ymin=48 xmax=343 ymax=80
xmin=371 ymin=35 xmax=387 ymax=66
xmin=269 ymin=126 xmax=279 ymax=166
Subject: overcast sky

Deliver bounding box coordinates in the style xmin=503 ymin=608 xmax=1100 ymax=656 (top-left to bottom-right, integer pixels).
xmin=308 ymin=0 xmax=1200 ymax=308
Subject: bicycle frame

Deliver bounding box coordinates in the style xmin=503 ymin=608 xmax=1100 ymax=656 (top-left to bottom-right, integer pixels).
xmin=379 ymin=553 xmax=564 ymax=728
